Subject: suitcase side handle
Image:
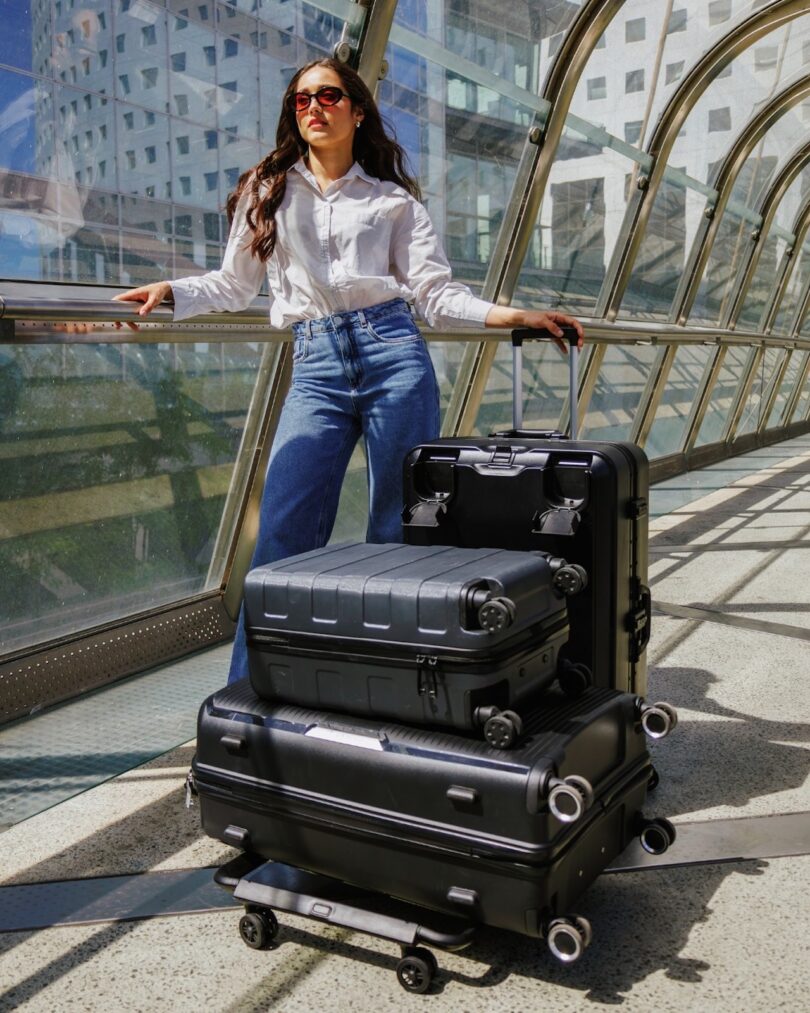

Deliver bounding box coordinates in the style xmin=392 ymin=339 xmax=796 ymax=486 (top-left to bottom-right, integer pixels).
xmin=510 ymin=326 xmax=580 ymax=437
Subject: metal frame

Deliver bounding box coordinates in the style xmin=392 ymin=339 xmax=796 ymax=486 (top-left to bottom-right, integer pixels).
xmin=596 ymin=0 xmax=810 ymax=322
xmin=443 ymin=0 xmax=626 ymax=437
xmin=757 ymin=347 xmax=793 ymax=434
xmin=723 ymin=141 xmax=810 ymax=328
xmin=722 ymin=345 xmax=765 ymax=444
xmin=631 ymin=345 xmax=678 ymax=448
xmin=669 ymin=74 xmax=810 ymax=327
xmin=679 ymin=343 xmax=728 ymax=455
xmin=782 ymin=349 xmax=810 ymax=423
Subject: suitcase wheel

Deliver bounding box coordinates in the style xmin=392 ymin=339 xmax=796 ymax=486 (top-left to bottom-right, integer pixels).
xmin=558 ymin=661 xmax=591 ymax=698
xmin=552 ymin=563 xmax=588 ymax=596
xmin=396 ymin=947 xmax=438 ymax=994
xmin=637 ymin=817 xmax=677 ymax=855
xmin=547 ymin=774 xmax=593 ymax=824
xmin=482 ymin=709 xmax=523 ymax=750
xmin=638 ymin=700 xmax=679 ymax=739
xmin=546 ymin=915 xmax=592 ymax=964
xmin=238 ymin=907 xmax=279 ymax=950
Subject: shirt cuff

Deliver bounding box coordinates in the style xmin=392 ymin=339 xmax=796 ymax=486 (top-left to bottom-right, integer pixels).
xmin=169 ymin=278 xmax=205 ymax=323
xmin=463 ymin=295 xmax=495 ymax=326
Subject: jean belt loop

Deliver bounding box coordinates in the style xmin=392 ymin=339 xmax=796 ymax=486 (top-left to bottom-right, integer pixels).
xmin=358 ymin=307 xmax=367 ymax=327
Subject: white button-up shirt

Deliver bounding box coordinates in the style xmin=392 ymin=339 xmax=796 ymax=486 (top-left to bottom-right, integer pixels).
xmin=170 ymin=159 xmax=494 ymax=330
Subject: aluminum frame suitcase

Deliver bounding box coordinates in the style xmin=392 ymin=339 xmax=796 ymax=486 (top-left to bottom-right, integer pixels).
xmin=402 ymin=327 xmax=650 ymax=697
xmin=192 ymin=680 xmax=677 ymax=947
xmin=244 ymin=542 xmax=587 ymax=745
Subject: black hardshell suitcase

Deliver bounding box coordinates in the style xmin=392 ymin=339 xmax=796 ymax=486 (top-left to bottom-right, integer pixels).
xmin=402 ymin=327 xmax=650 ymax=697
xmin=192 ymin=680 xmax=676 ymax=948
xmin=244 ymin=542 xmax=587 ymax=746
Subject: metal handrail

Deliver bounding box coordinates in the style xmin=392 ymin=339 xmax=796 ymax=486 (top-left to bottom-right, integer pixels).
xmin=2 ymin=295 xmax=810 ymax=349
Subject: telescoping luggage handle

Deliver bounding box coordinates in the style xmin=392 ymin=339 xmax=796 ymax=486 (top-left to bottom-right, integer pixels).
xmin=511 ymin=326 xmax=580 ymax=438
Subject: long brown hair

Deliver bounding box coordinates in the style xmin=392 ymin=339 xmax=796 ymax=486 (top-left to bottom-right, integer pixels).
xmin=226 ymin=59 xmax=421 ymax=262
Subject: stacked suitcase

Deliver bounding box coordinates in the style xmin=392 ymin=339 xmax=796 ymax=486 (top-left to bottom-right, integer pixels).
xmin=191 ymin=328 xmax=677 ymax=994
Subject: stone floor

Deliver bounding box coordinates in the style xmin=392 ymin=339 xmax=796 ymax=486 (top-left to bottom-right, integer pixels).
xmin=1 ymin=435 xmax=808 ymax=1012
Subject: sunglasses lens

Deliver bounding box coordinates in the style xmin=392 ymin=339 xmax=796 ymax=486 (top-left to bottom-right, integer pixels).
xmin=293 ymin=93 xmax=310 ymax=111
xmin=318 ymin=87 xmax=342 ymax=106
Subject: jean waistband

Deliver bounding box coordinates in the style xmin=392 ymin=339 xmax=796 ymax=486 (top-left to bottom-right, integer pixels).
xmin=292 ymin=298 xmax=414 ymax=337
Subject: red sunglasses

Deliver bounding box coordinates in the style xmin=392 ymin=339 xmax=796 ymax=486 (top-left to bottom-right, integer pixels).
xmin=291 ymin=86 xmax=350 ymax=112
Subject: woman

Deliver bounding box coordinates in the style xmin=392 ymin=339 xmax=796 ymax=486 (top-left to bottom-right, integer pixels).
xmin=114 ymin=58 xmax=584 ymax=683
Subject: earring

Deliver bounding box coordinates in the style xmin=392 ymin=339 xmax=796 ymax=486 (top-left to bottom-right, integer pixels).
xmin=355 ymin=120 xmax=361 ymax=128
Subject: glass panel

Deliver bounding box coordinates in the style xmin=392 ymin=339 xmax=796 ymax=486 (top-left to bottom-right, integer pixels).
xmin=0 ymin=0 xmax=359 ymax=285
xmin=736 ymin=233 xmax=786 ymax=330
xmin=791 ymin=360 xmax=810 ymax=421
xmin=621 ymin=173 xmax=705 ymax=319
xmin=767 ymin=349 xmax=803 ymax=428
xmin=736 ymin=346 xmax=781 ymax=437
xmin=580 ymin=344 xmax=660 ymax=442
xmin=381 ymin=1 xmax=582 ymax=298
xmin=772 ymin=242 xmax=810 ymax=335
xmin=513 ymin=125 xmax=638 ymax=316
xmin=471 ymin=340 xmax=576 ymax=437
xmin=645 ymin=343 xmax=712 ymax=458
xmin=691 ymin=207 xmax=753 ymax=325
xmin=694 ymin=344 xmax=750 ymax=447
xmin=0 ymin=340 xmax=264 ymax=655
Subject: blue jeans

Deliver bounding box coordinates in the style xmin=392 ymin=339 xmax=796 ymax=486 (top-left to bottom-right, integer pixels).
xmin=227 ymin=298 xmax=441 ymax=683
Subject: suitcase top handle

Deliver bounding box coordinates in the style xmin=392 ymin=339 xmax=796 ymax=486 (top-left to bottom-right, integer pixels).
xmin=511 ymin=325 xmax=580 ymax=349
xmin=510 ymin=326 xmax=580 ymax=437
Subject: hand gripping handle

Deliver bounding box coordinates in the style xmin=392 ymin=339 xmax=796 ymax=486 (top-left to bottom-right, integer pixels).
xmin=511 ymin=326 xmax=580 ymax=437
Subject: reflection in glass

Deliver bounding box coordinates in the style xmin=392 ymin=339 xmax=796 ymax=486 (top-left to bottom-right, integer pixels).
xmin=0 ymin=341 xmax=264 ymax=655
xmin=580 ymin=344 xmax=659 ymax=442
xmin=645 ymin=343 xmax=711 ymax=458
xmin=694 ymin=344 xmax=749 ymax=447
xmin=766 ymin=349 xmax=802 ymax=428
xmin=736 ymin=347 xmax=781 ymax=437
xmin=772 ymin=242 xmax=810 ymax=335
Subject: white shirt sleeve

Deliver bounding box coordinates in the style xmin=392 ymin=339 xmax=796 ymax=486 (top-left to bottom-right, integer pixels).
xmin=169 ymin=190 xmax=268 ymax=322
xmin=391 ymin=197 xmax=494 ymax=329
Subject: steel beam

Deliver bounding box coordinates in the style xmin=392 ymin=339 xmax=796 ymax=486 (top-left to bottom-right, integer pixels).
xmin=597 ymin=0 xmax=810 ymax=322
xmin=724 ymin=140 xmax=810 ymax=328
xmin=352 ymin=0 xmax=398 ymax=91
xmin=444 ymin=0 xmax=627 ymax=436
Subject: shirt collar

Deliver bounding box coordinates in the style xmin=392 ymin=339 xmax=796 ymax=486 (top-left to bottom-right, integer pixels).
xmin=291 ymin=158 xmax=376 ymax=192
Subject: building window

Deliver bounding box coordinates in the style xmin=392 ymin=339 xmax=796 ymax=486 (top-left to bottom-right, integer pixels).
xmin=142 ymin=67 xmax=158 ymax=88
xmin=171 ymin=52 xmax=186 ymax=72
xmin=144 ymin=110 xmax=155 ymax=125
xmin=116 ymin=33 xmax=125 ymax=53
xmin=141 ymin=24 xmax=156 ymax=46
xmin=667 ymin=9 xmax=687 ymax=33
xmin=197 ymin=4 xmax=208 ymax=19
xmin=205 ymin=171 xmax=218 ymax=191
xmin=84 ymin=130 xmax=93 ymax=149
xmin=99 ymin=49 xmax=108 ymax=67
xmin=224 ymin=38 xmax=238 ymax=58
xmin=624 ymin=120 xmax=643 ymax=145
xmin=82 ymin=57 xmax=90 ymax=76
xmin=146 ymin=185 xmax=155 ymax=198
xmin=126 ymin=149 xmax=136 ymax=169
xmin=174 ymin=93 xmax=189 ymax=115
xmin=224 ymin=167 xmax=240 ymax=187
xmin=99 ymin=160 xmax=106 ymax=178
xmin=119 ymin=73 xmax=130 ymax=94
xmin=98 ymin=12 xmax=106 ymax=29
xmin=708 ymin=107 xmax=731 ymax=132
xmin=587 ymin=77 xmax=606 ymax=101
xmin=179 ymin=176 xmax=191 ymax=196
xmin=205 ymin=130 xmax=218 ymax=149
xmin=666 ymin=61 xmax=685 ymax=84
xmin=176 ymin=135 xmax=190 ymax=155
xmin=625 ymin=69 xmax=644 ymax=94
xmin=83 ymin=94 xmax=92 ymax=111
xmin=99 ymin=124 xmax=107 ymax=140
xmin=626 ymin=18 xmax=645 ymax=43
xmin=204 ymin=45 xmax=216 ymax=66
xmin=595 ymin=33 xmax=606 ymax=49
xmin=123 ymin=111 xmax=134 ymax=129
xmin=709 ymin=0 xmax=731 ymax=24
xmin=755 ymin=46 xmax=779 ymax=71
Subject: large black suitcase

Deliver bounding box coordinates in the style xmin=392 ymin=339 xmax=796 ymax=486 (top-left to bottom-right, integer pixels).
xmin=402 ymin=327 xmax=650 ymax=697
xmin=192 ymin=681 xmax=676 ymax=949
xmin=244 ymin=542 xmax=587 ymax=746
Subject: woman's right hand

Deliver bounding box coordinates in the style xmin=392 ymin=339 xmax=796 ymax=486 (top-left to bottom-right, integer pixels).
xmin=112 ymin=281 xmax=173 ymax=330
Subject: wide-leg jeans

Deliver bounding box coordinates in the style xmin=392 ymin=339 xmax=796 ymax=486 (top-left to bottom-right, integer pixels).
xmin=227 ymin=297 xmax=441 ymax=683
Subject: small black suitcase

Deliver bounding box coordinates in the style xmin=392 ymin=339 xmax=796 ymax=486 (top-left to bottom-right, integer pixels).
xmin=244 ymin=542 xmax=587 ymax=746
xmin=402 ymin=327 xmax=650 ymax=697
xmin=192 ymin=680 xmax=676 ymax=952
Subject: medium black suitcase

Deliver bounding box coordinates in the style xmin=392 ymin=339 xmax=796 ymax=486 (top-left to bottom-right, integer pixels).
xmin=192 ymin=680 xmax=676 ymax=949
xmin=402 ymin=327 xmax=650 ymax=697
xmin=244 ymin=542 xmax=587 ymax=746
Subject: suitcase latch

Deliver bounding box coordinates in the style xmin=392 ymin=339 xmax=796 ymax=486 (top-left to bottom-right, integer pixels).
xmin=626 ymin=585 xmax=652 ymax=661
xmin=416 ymin=654 xmax=439 ymax=698
xmin=488 ymin=445 xmax=515 ymax=467
xmin=403 ymin=500 xmax=447 ymax=528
